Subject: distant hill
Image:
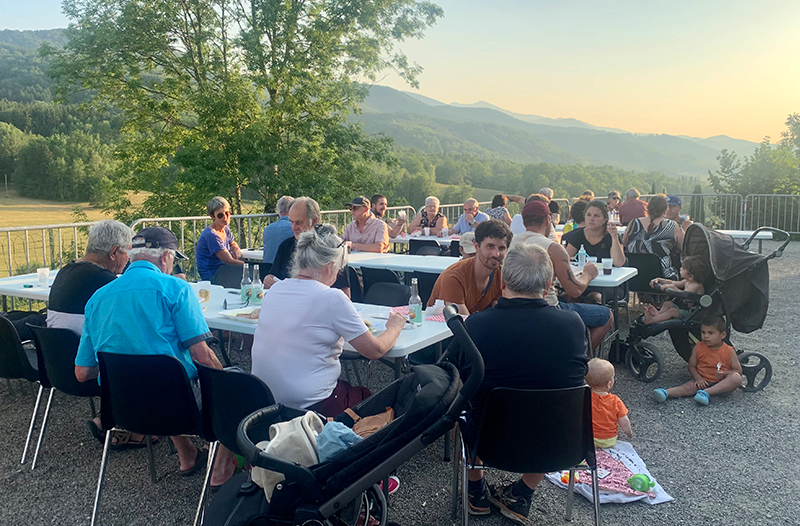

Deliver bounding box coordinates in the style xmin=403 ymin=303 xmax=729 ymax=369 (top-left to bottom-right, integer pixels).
xmin=0 ymin=29 xmax=67 ymax=49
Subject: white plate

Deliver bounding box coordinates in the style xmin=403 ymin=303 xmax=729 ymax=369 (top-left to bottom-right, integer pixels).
xmin=219 ymin=307 xmax=261 ymax=323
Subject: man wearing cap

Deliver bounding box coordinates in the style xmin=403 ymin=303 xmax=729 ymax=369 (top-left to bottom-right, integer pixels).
xmin=75 ymin=226 xmax=235 ymax=485
xmin=511 ymin=200 xmax=613 ymax=350
xmin=342 ymin=196 xmax=390 ymax=253
xmin=450 ymin=198 xmax=489 ymax=235
xmin=666 ymin=195 xmax=693 ymax=231
xmin=459 ymin=232 xmax=477 ymax=258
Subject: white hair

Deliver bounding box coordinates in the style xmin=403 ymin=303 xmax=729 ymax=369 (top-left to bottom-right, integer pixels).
xmin=276 ymin=196 xmax=294 ymax=216
xmin=425 ymin=196 xmax=440 ymax=207
xmin=129 ymin=247 xmax=175 ymax=261
xmin=207 ymin=196 xmax=230 ymax=215
xmin=626 ymin=188 xmax=641 ymax=199
xmin=291 ymin=197 xmax=321 ymax=225
xmin=501 ymin=243 xmax=553 ymax=296
xmin=464 ymin=198 xmax=478 ymax=207
xmin=85 ymin=220 xmax=133 ymax=256
xmin=538 ymin=187 xmax=554 ymax=199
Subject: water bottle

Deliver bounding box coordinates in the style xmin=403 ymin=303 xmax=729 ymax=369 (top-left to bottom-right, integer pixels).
xmin=408 ymin=277 xmax=422 ymax=328
xmin=251 ymin=264 xmax=263 ymax=305
xmin=240 ymin=262 xmax=252 ymax=304
xmin=577 ymin=245 xmax=588 ymax=268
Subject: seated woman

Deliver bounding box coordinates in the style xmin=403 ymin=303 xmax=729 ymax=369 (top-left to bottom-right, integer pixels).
xmin=195 ymin=196 xmax=244 ymax=280
xmin=484 ymin=194 xmax=515 ymax=225
xmin=407 ymin=196 xmax=449 ymax=236
xmin=623 ymin=194 xmax=684 ymax=281
xmin=251 ymin=224 xmax=405 ymax=417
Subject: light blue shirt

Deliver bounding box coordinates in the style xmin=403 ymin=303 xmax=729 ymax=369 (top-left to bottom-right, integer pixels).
xmin=76 ymin=260 xmax=212 ymax=380
xmin=453 ymin=211 xmax=489 ymax=234
xmin=262 ymin=216 xmax=294 ymax=263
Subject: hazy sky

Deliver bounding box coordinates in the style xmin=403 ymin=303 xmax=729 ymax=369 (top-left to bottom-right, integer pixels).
xmin=4 ymin=0 xmax=799 ymax=142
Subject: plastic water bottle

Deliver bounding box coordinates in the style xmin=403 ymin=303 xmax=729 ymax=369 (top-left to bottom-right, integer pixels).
xmin=251 ymin=264 xmax=263 ymax=305
xmin=240 ymin=263 xmax=252 ymax=304
xmin=408 ymin=277 xmax=422 ymax=328
xmin=577 ymin=245 xmax=588 ymax=268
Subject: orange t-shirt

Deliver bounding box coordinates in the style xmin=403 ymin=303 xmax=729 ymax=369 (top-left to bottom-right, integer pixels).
xmin=695 ymin=341 xmax=734 ymax=383
xmin=426 ymin=257 xmax=502 ymax=313
xmin=591 ymin=391 xmax=628 ymax=440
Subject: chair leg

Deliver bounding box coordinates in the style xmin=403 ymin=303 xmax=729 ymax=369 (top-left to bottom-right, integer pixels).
xmin=451 ymin=428 xmax=460 ymax=520
xmin=365 ymin=360 xmax=373 ymax=391
xmin=90 ymin=430 xmax=113 ymax=526
xmin=31 ymin=388 xmax=55 ymax=470
xmin=146 ymin=435 xmax=157 ymax=483
xmin=565 ymin=468 xmax=576 ymax=521
xmin=89 ymin=397 xmax=97 ymax=419
xmin=194 ymin=441 xmax=219 ymax=526
xmin=591 ymin=468 xmax=601 ymax=526
xmin=21 ymin=384 xmax=44 ymax=465
xmin=461 ymin=435 xmax=469 ymax=526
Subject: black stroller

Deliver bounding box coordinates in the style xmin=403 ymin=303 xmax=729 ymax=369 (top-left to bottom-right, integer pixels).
xmin=204 ymin=306 xmax=484 ymax=526
xmin=623 ymin=224 xmax=789 ymax=391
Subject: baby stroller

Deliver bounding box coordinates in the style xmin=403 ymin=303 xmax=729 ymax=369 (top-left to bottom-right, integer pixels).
xmin=203 ymin=306 xmax=484 ymax=526
xmin=623 ymin=224 xmax=789 ymax=391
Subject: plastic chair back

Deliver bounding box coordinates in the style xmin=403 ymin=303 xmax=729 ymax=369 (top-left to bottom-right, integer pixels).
xmin=449 ymin=240 xmax=461 ymax=257
xmin=98 ymin=352 xmax=202 ymax=437
xmin=196 ymin=363 xmax=274 ymax=455
xmin=363 ymin=282 xmax=411 ymax=307
xmin=360 ymin=267 xmax=400 ymax=296
xmin=473 ymin=385 xmax=595 ymax=474
xmin=625 ymin=252 xmax=665 ymax=293
xmin=28 ymin=325 xmax=100 ymax=397
xmin=348 ymin=266 xmax=364 ymax=303
xmin=0 ymin=316 xmax=37 ymax=382
xmin=213 ymin=264 xmax=244 ymax=289
xmin=410 ymin=239 xmax=441 ymax=256
xmin=413 ymin=271 xmax=439 ymax=307
xmin=415 ymin=245 xmax=443 ymax=256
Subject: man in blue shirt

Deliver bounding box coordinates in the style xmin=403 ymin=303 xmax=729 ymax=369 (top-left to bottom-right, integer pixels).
xmin=262 ymin=195 xmax=294 ymax=263
xmin=449 ymin=198 xmax=489 ymax=234
xmin=75 ymin=227 xmax=234 ymax=485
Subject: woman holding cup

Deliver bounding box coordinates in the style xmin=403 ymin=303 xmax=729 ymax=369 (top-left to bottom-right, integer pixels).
xmin=408 ymin=196 xmax=448 ymax=236
xmin=565 ymin=200 xmax=625 ymax=267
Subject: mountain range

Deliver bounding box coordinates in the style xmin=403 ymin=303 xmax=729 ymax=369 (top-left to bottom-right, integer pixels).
xmin=357 ymin=85 xmax=760 ymax=177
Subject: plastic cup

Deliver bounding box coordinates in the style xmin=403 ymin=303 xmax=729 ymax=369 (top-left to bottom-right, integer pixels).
xmin=602 ymin=258 xmax=613 ymax=275
xmin=441 ymin=227 xmax=448 ymax=237
xmin=424 ymin=227 xmax=430 ymax=236
xmin=397 ymin=210 xmax=407 ymax=221
xmin=37 ymin=267 xmax=49 ymax=287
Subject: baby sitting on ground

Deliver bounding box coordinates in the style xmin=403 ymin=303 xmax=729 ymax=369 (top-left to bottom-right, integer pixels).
xmin=586 ymin=358 xmax=632 ymax=448
xmin=645 ymin=255 xmax=709 ymax=324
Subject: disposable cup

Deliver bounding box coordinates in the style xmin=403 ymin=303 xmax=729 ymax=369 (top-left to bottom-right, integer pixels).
xmin=398 ymin=210 xmax=407 ymax=220
xmin=37 ymin=267 xmax=49 ymax=287
xmin=424 ymin=227 xmax=430 ymax=236
xmin=442 ymin=227 xmax=449 ymax=237
xmin=602 ymin=258 xmax=613 ymax=275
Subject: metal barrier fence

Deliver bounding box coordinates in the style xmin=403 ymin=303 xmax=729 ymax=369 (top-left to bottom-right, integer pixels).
xmin=742 ymin=194 xmax=800 ymax=233
xmin=637 ymin=194 xmax=743 ymax=230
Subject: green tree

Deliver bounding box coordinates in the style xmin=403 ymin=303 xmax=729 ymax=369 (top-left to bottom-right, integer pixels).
xmin=0 ymin=122 xmax=29 ymax=186
xmin=48 ymin=0 xmax=443 ymax=218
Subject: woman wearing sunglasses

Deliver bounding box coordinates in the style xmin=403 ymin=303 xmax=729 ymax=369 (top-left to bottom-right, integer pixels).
xmin=196 ymin=196 xmax=244 ymax=280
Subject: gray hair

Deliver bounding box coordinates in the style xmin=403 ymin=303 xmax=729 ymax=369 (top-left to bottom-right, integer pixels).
xmin=464 ymin=198 xmax=478 ymax=207
xmin=626 ymin=188 xmax=640 ymax=199
xmin=538 ymin=187 xmax=554 ymax=199
xmin=290 ymin=224 xmax=346 ymax=279
xmin=290 ymin=197 xmax=321 ymax=226
xmin=276 ymin=196 xmax=294 ymax=216
xmin=425 ymin=196 xmax=440 ymax=207
xmin=207 ymin=196 xmax=230 ymax=215
xmin=129 ymin=247 xmax=175 ymax=261
xmin=501 ymin=243 xmax=553 ymax=296
xmin=85 ymin=220 xmax=133 ymax=256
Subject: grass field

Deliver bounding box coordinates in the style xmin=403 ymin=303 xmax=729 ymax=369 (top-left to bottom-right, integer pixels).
xmin=0 ymin=192 xmax=113 ymax=228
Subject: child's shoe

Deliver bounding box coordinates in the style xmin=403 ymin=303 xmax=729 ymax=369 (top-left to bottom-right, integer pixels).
xmin=693 ymin=390 xmax=710 ymax=405
xmin=652 ymin=388 xmax=668 ymax=403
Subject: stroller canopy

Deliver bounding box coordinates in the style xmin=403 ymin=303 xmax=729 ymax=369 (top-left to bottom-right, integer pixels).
xmin=683 ymin=224 xmax=769 ymax=333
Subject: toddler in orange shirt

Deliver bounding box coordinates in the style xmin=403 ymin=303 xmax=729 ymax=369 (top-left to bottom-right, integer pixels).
xmin=586 ymin=358 xmax=633 ymax=448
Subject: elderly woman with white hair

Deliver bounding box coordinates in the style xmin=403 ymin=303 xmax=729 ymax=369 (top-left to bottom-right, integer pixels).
xmin=251 ymin=224 xmax=405 ymax=417
xmin=408 ymin=195 xmax=448 ymax=235
xmin=196 ymin=196 xmax=244 ymax=280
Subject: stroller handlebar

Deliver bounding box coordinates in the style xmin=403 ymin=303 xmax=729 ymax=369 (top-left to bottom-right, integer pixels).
xmin=443 ymin=305 xmax=485 ymax=420
xmin=743 ymin=227 xmax=791 ymax=260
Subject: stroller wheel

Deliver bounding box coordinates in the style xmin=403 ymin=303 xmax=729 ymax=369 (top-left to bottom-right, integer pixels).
xmin=625 ymin=342 xmax=664 ymax=383
xmin=738 ymin=352 xmax=772 ymax=392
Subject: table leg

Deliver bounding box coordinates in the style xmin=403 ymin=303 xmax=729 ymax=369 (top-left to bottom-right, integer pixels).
xmin=611 ymin=289 xmax=621 ymax=363
xmin=758 ymin=239 xmax=763 ymax=254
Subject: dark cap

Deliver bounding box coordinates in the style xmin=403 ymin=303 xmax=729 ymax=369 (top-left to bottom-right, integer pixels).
xmin=521 ymin=200 xmax=551 ymax=218
xmin=349 ymin=196 xmax=369 ymax=208
xmin=132 ymin=227 xmax=188 ymax=259
xmin=667 ymin=195 xmax=682 ymax=207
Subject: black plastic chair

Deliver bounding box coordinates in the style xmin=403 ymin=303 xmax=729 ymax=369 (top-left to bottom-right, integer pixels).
xmin=92 ymin=352 xmax=204 ymax=526
xmin=194 ymin=363 xmax=274 ymax=526
xmin=360 ymin=267 xmax=401 ymax=296
xmin=25 ymin=325 xmax=101 ymax=470
xmin=413 ymin=271 xmax=440 ymax=308
xmin=452 ymin=385 xmax=599 ymax=526
xmin=0 ymin=316 xmax=39 ymax=464
xmin=410 ymin=238 xmax=441 ymax=256
xmin=415 ymin=245 xmax=444 ymax=256
xmin=363 ymin=282 xmax=411 ymax=307
xmin=212 ymin=264 xmax=245 ymax=289
xmin=348 ymin=266 xmax=364 ymax=303
xmin=449 ymin=240 xmax=462 ymax=257
xmin=625 ymin=252 xmax=668 ymax=308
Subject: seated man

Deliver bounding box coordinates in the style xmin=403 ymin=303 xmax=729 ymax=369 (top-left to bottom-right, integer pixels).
xmin=449 ymin=198 xmax=489 ymax=235
xmin=342 ymin=196 xmax=390 ymax=253
xmin=75 ymin=227 xmax=235 ymax=487
xmin=427 ymin=220 xmax=511 ymax=315
xmin=511 ymin=200 xmax=613 ymax=350
xmin=264 ymin=197 xmax=350 ymax=297
xmin=462 ymin=243 xmax=588 ymax=524
xmin=370 ymin=194 xmax=405 ymax=238
xmin=262 ymin=195 xmax=294 ymax=264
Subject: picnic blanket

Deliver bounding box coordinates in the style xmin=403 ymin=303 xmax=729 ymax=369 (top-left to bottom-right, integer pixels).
xmin=545 ymin=441 xmax=673 ymax=505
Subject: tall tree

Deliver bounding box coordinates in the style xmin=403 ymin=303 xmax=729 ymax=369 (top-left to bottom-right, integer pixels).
xmin=47 ymin=0 xmax=442 ymax=218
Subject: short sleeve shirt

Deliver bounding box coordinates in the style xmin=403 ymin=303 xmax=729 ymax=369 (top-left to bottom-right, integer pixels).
xmin=426 ymin=257 xmax=501 ymax=313
xmin=453 ymin=211 xmax=489 ymax=234
xmin=618 ymin=199 xmax=648 ymax=225
xmin=342 ymin=216 xmax=390 ymax=251
xmin=196 ymin=225 xmax=234 ymax=280
xmin=591 ymin=391 xmax=629 ymax=440
xmin=76 ymin=260 xmax=212 ymax=380
xmin=262 ymin=216 xmax=294 ymax=264
xmin=46 ymin=260 xmax=116 ymax=334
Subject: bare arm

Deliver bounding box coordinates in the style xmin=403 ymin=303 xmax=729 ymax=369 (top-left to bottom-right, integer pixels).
xmin=348 ymin=312 xmax=404 ymax=360
xmin=189 ymin=341 xmax=223 ymax=369
xmin=687 ymin=347 xmax=706 ymax=387
xmin=506 ymin=195 xmax=525 ymax=205
xmin=503 ymin=209 xmax=513 ymax=226
xmin=230 ymin=241 xmax=242 ymax=259
xmin=408 ymin=212 xmax=423 ymax=232
xmin=444 ymin=301 xmax=469 ymax=316
xmin=674 ymin=223 xmax=685 ymax=249
xmin=214 ymin=249 xmax=244 ymax=266
xmin=618 ymin=415 xmax=633 ymax=438
xmin=549 ymin=243 xmax=596 ymax=298
xmin=726 ymin=348 xmax=743 ymax=376
xmin=75 ymin=365 xmax=98 ymax=383
xmin=351 ymin=241 xmax=387 ymax=253
xmin=429 ymin=216 xmax=448 ymax=236
xmin=387 ymin=221 xmax=404 ymax=238
xmin=607 ymin=223 xmax=626 ymax=266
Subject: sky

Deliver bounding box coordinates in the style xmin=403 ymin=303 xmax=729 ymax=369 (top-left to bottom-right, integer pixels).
xmin=3 ymin=0 xmax=799 ymax=142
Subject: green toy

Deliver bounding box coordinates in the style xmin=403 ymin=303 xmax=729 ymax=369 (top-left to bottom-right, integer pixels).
xmin=627 ymin=474 xmax=655 ymax=492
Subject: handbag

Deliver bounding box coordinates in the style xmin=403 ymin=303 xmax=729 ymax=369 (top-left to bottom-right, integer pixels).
xmin=344 ymin=407 xmax=395 ymax=438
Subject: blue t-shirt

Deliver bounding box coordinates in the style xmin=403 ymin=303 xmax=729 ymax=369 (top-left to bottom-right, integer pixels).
xmin=76 ymin=260 xmax=212 ymax=380
xmin=196 ymin=225 xmax=234 ymax=280
xmin=262 ymin=216 xmax=294 ymax=264
xmin=453 ymin=211 xmax=489 ymax=234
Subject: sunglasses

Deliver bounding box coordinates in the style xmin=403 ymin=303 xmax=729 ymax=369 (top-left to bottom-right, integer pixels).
xmin=216 ymin=211 xmax=231 ymax=219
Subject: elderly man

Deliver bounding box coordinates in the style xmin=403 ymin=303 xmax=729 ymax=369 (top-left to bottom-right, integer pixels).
xmin=666 ymin=195 xmax=693 ymax=231
xmin=264 ymin=197 xmax=350 ymax=295
xmin=428 ymin=220 xmax=512 ymax=315
xmin=75 ymin=227 xmax=234 ymax=485
xmin=618 ymin=188 xmax=648 ymax=226
xmin=450 ymin=198 xmax=489 ymax=235
xmin=370 ymin=194 xmax=405 ymax=238
xmin=462 ymin=243 xmax=588 ymax=523
xmin=511 ymin=200 xmax=612 ymax=350
xmin=342 ymin=196 xmax=389 ymax=253
xmin=262 ymin=196 xmax=294 ymax=264
xmin=538 ymin=187 xmax=554 ymax=200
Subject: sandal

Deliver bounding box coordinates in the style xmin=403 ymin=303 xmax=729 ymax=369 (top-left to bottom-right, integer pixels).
xmin=110 ymin=431 xmax=159 ymax=450
xmin=180 ymin=448 xmax=208 ymax=477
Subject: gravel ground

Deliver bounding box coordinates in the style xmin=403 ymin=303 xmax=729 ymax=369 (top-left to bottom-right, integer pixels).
xmin=1 ymin=239 xmax=798 ymax=526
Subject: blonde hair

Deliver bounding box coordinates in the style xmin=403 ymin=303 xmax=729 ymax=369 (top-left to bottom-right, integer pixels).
xmin=585 ymin=358 xmax=615 ymax=389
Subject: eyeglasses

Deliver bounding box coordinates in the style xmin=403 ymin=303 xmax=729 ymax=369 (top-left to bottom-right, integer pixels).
xmin=216 ymin=211 xmax=231 ymax=219
xmin=314 ymin=224 xmax=346 ymax=248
